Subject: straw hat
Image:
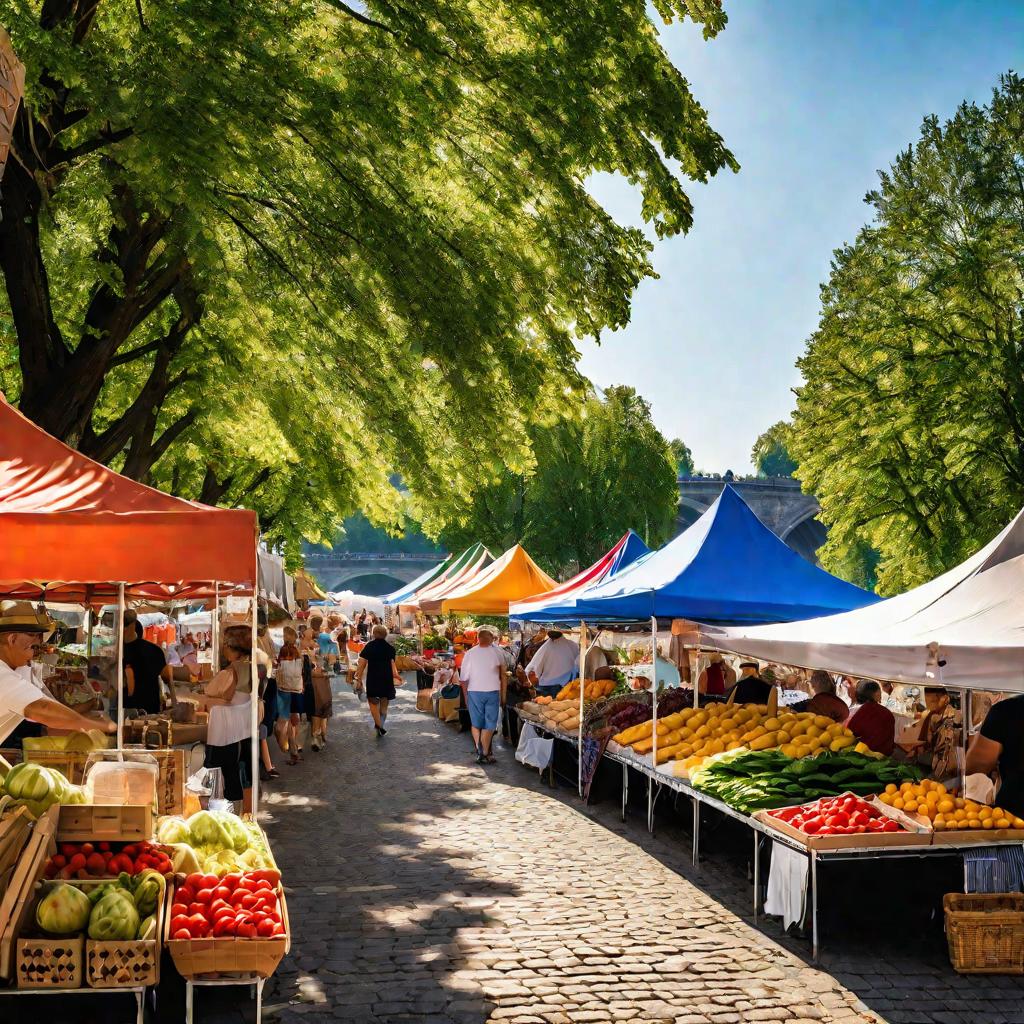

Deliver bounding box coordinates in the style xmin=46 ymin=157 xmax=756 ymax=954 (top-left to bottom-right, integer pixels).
xmin=0 ymin=601 xmax=55 ymax=638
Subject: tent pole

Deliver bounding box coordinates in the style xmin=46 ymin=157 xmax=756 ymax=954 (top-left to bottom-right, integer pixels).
xmin=578 ymin=621 xmax=586 ymax=797
xmin=649 ymin=614 xmax=658 ymax=830
xmin=86 ymin=608 xmax=94 ymax=664
xmin=693 ymin=645 xmax=701 ymax=708
xmin=961 ymin=687 xmax=970 ymax=795
xmin=212 ymin=583 xmax=220 ymax=671
xmin=251 ymin=583 xmax=260 ymax=817
xmin=116 ymin=583 xmax=125 ymax=757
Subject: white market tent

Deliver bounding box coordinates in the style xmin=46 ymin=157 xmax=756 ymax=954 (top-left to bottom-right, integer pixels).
xmin=700 ymin=506 xmax=1024 ymax=691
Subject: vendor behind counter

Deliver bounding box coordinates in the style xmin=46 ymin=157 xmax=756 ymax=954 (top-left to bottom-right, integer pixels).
xmin=0 ymin=601 xmax=117 ymax=747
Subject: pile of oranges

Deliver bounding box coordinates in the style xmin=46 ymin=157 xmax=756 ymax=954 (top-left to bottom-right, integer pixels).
xmin=878 ymin=780 xmax=1024 ymax=831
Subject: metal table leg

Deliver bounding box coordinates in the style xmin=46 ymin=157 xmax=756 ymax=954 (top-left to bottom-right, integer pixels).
xmin=135 ymin=990 xmax=144 ymax=1024
xmin=621 ymin=762 xmax=628 ymax=822
xmin=752 ymin=831 xmax=760 ymax=920
xmin=186 ymin=980 xmax=194 ymax=1024
xmin=256 ymin=978 xmax=264 ymax=1024
xmin=810 ymin=850 xmax=819 ymax=961
xmin=692 ymin=796 xmax=700 ymax=870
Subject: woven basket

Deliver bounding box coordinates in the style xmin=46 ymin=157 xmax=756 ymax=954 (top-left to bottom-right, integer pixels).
xmin=944 ymin=893 xmax=1024 ymax=974
xmin=15 ymin=936 xmax=84 ymax=989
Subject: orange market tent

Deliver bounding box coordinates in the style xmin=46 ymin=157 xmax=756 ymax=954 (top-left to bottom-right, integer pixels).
xmin=0 ymin=396 xmax=257 ymax=600
xmin=414 ymin=543 xmax=493 ymax=614
xmin=439 ymin=544 xmax=557 ymax=616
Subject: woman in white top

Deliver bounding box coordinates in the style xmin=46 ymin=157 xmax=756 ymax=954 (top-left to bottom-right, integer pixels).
xmin=198 ymin=633 xmax=255 ymax=811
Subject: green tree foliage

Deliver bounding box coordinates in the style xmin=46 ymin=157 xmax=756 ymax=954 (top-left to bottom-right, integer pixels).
xmin=431 ymin=386 xmax=679 ymax=577
xmin=0 ymin=0 xmax=736 ymax=559
xmin=307 ymin=513 xmax=441 ymax=556
xmin=790 ymin=73 xmax=1024 ymax=593
xmin=669 ymin=438 xmax=696 ymax=476
xmin=751 ymin=421 xmax=797 ymax=478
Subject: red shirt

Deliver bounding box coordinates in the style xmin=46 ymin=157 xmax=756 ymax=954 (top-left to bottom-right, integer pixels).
xmin=848 ymin=701 xmax=895 ymax=756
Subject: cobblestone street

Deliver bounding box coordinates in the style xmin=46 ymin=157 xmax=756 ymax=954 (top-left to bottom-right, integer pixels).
xmin=244 ymin=683 xmax=1024 ymax=1024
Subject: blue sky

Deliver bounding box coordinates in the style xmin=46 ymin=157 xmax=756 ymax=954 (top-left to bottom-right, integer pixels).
xmin=580 ymin=0 xmax=1024 ymax=473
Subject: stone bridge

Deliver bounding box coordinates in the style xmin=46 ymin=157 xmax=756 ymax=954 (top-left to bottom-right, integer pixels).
xmin=677 ymin=477 xmax=826 ymax=563
xmin=302 ymin=551 xmax=445 ymax=595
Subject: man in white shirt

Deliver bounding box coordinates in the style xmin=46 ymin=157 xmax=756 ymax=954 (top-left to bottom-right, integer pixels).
xmin=0 ymin=602 xmax=116 ymax=745
xmin=458 ymin=626 xmax=506 ymax=765
xmin=526 ymin=629 xmax=580 ymax=699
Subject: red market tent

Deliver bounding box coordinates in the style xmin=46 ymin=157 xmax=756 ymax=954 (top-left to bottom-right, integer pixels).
xmin=0 ymin=396 xmax=258 ymax=599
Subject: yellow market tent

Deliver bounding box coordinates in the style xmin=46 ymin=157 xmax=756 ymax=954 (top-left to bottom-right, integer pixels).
xmin=440 ymin=544 xmax=557 ymax=615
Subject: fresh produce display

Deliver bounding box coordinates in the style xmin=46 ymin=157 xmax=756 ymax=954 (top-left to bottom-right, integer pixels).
xmin=43 ymin=840 xmax=174 ymax=880
xmin=536 ymin=699 xmax=582 ymax=732
xmin=769 ymin=794 xmax=907 ymax=836
xmin=155 ymin=810 xmax=278 ymax=877
xmin=36 ymin=871 xmax=164 ymax=941
xmin=688 ymin=748 xmax=921 ymax=814
xmin=0 ymin=761 xmax=87 ymax=817
xmin=169 ymin=871 xmax=285 ymax=939
xmin=613 ymin=693 xmax=869 ymax=772
xmin=35 ymin=881 xmax=92 ymax=935
xmin=604 ymin=696 xmax=653 ymax=734
xmin=878 ymin=780 xmax=1024 ymax=831
xmin=555 ymin=678 xmax=617 ymax=701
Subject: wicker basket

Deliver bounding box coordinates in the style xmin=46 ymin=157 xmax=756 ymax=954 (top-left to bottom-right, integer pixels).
xmin=15 ymin=935 xmax=84 ymax=988
xmin=944 ymin=893 xmax=1024 ymax=974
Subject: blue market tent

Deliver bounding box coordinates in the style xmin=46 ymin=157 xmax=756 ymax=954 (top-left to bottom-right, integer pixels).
xmin=529 ymin=485 xmax=878 ymax=625
xmin=510 ymin=530 xmax=649 ymax=621
xmin=382 ymin=554 xmax=452 ymax=605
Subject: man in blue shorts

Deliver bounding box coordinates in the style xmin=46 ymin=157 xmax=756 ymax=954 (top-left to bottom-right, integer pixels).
xmin=458 ymin=626 xmax=507 ymax=765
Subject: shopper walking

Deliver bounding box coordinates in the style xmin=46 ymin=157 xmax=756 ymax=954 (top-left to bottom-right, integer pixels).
xmin=459 ymin=626 xmax=507 ymax=764
xmin=276 ymin=626 xmax=305 ymax=765
xmin=355 ymin=624 xmax=402 ymax=737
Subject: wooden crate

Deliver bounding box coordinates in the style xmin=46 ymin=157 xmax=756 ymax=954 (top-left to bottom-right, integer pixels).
xmin=755 ymin=793 xmax=933 ymax=851
xmin=85 ymin=881 xmax=165 ymax=988
xmin=933 ymin=827 xmax=1024 ymax=845
xmin=15 ymin=935 xmax=84 ymax=988
xmin=57 ymin=804 xmax=152 ymax=843
xmin=0 ymin=805 xmax=59 ymax=979
xmin=25 ymin=748 xmax=186 ymax=815
xmin=164 ymin=882 xmax=290 ymax=980
xmin=0 ymin=808 xmax=33 ymax=901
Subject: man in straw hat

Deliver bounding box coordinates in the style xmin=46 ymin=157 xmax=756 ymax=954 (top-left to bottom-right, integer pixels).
xmin=0 ymin=601 xmax=117 ymax=746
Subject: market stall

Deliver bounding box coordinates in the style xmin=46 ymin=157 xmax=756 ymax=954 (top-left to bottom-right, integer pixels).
xmin=411 ymin=542 xmax=494 ymax=614
xmin=0 ymin=396 xmax=290 ymax=1015
xmin=438 ymin=544 xmax=556 ymax=616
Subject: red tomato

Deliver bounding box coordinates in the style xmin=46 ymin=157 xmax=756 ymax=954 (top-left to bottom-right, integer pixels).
xmin=201 ymin=874 xmax=220 ymax=891
xmin=60 ymin=844 xmax=78 ymax=858
xmin=867 ymin=818 xmax=884 ymax=831
xmin=230 ymin=891 xmax=248 ymax=908
xmin=186 ymin=873 xmax=205 ymax=890
xmin=195 ymin=888 xmax=214 ymax=904
xmin=236 ymin=922 xmax=257 ymax=939
xmin=214 ymin=886 xmax=232 ymax=902
xmin=850 ymin=812 xmax=869 ymax=828
xmin=271 ymin=924 xmax=285 ymax=936
xmin=98 ymin=842 xmax=111 ymax=852
xmin=188 ymin=914 xmax=210 ymax=936
xmin=223 ymin=874 xmax=243 ymax=889
xmin=235 ymin=877 xmax=256 ymax=892
xmin=189 ymin=903 xmax=206 ymax=917
xmin=81 ymin=843 xmax=94 ymax=856
xmin=253 ymin=879 xmax=273 ymax=893
xmin=802 ymin=820 xmax=821 ymax=835
xmin=68 ymin=854 xmax=87 ymax=871
xmin=171 ymin=914 xmax=191 ymax=933
xmin=173 ymin=929 xmax=192 ymax=940
xmin=171 ymin=902 xmax=188 ymax=915
xmin=257 ymin=919 xmax=276 ymax=937
xmin=241 ymin=894 xmax=260 ymax=910
xmin=882 ymin=820 xmax=900 ymax=833
xmin=213 ymin=917 xmax=236 ymax=937
xmin=52 ymin=855 xmax=66 ymax=868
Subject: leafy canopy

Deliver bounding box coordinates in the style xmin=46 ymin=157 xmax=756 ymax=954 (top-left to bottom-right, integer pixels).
xmin=790 ymin=73 xmax=1024 ymax=594
xmin=430 ymin=386 xmax=680 ymax=577
xmin=751 ymin=421 xmax=797 ymax=478
xmin=0 ymin=0 xmax=736 ymax=558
